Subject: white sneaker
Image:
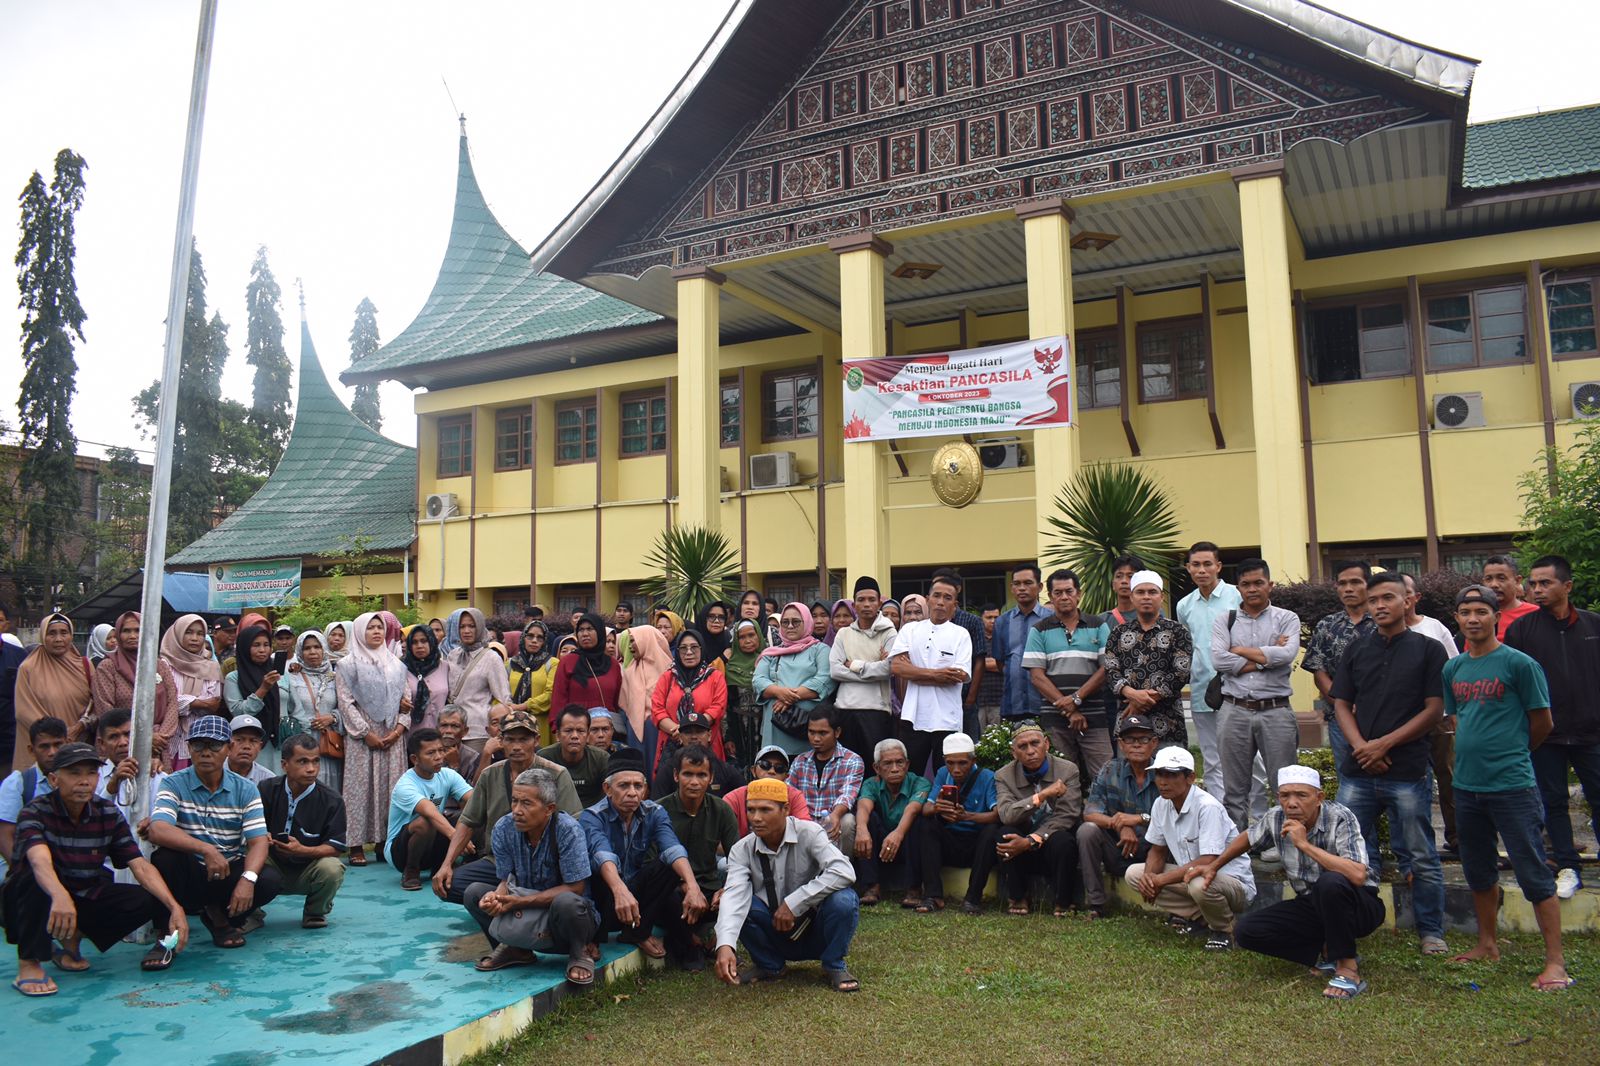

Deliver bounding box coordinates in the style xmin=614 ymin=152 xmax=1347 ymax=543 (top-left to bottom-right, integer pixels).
xmin=1555 ymin=868 xmax=1581 ymax=900
xmin=1259 ymin=847 xmax=1282 ymax=864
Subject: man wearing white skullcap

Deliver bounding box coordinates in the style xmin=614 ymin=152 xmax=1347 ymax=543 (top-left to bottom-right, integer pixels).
xmin=1191 ymin=764 xmax=1385 ymax=1000
xmin=1104 ymin=570 xmax=1194 ymax=748
xmin=915 ymin=732 xmax=1001 ymax=914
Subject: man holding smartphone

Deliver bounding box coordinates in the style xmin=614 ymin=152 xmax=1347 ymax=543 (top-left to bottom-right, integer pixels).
xmin=916 ymin=732 xmax=1000 ymax=915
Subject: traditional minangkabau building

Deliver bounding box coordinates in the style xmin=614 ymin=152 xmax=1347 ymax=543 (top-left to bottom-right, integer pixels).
xmin=344 ymin=0 xmax=1600 ymax=614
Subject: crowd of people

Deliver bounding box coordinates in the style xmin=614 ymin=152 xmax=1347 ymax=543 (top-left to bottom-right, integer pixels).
xmin=0 ymin=547 xmax=1592 ymax=1001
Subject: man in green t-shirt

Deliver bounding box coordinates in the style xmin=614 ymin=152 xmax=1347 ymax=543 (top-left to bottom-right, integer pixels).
xmin=540 ymin=705 xmax=611 ymax=808
xmin=853 ymin=737 xmax=930 ymax=907
xmin=1443 ymin=585 xmax=1570 ymax=991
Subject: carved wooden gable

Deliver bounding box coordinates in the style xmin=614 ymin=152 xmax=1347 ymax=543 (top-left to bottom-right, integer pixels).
xmin=597 ymin=0 xmax=1429 ymax=277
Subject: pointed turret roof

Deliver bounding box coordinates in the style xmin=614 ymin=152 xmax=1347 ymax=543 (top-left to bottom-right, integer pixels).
xmin=170 ymin=319 xmax=417 ymax=566
xmin=341 ymin=136 xmax=660 ymax=387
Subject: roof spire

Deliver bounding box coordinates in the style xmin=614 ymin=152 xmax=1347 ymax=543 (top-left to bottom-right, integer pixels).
xmin=296 ymin=277 xmax=306 ymax=321
xmin=458 ymin=112 xmax=467 ymax=137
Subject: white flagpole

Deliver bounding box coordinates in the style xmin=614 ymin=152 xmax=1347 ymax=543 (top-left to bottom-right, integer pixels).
xmin=130 ymin=0 xmax=220 ymax=827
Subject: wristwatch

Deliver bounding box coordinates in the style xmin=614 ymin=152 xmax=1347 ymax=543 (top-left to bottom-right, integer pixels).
xmin=1068 ymin=693 xmax=1083 ymax=707
xmin=241 ymin=870 xmax=259 ymax=884
xmin=1140 ymin=813 xmax=1151 ymax=825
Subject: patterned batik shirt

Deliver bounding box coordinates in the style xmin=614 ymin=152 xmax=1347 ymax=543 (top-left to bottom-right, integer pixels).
xmin=1301 ymin=611 xmax=1376 ymax=719
xmin=1103 ymin=618 xmax=1193 ymax=745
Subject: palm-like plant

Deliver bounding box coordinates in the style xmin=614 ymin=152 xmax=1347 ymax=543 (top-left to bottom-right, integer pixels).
xmin=1040 ymin=463 xmax=1183 ymax=614
xmin=636 ymin=524 xmax=742 ymax=620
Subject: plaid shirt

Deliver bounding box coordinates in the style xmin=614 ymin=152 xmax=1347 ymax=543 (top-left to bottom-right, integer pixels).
xmin=14 ymin=791 xmax=142 ymax=901
xmin=1301 ymin=610 xmax=1375 ymax=718
xmin=1084 ymin=756 xmax=1159 ymax=829
xmin=789 ymin=745 xmax=865 ymax=819
xmin=1247 ymin=800 xmax=1373 ymax=892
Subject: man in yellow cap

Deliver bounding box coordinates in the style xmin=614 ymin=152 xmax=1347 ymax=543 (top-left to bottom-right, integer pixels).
xmin=712 ymin=776 xmax=860 ymax=992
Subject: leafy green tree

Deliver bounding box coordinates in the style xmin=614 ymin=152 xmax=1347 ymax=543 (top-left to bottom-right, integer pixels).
xmin=86 ymin=446 xmax=150 ymax=581
xmin=244 ymin=246 xmax=292 ymax=460
xmin=1517 ymin=420 xmax=1600 ymax=610
xmin=14 ymin=149 xmax=88 ymax=615
xmin=1040 ymin=463 xmax=1183 ymax=614
xmin=637 ymin=525 xmax=741 ymax=619
xmin=348 ymin=296 xmax=382 ymax=431
xmin=316 ymin=531 xmax=400 ymax=599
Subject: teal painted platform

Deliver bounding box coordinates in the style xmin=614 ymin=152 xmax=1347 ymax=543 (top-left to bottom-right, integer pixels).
xmin=0 ymin=863 xmax=636 ymax=1065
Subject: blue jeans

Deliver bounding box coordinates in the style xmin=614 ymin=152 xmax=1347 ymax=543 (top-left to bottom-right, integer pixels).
xmin=739 ymin=889 xmax=859 ymax=973
xmin=1326 ymin=713 xmax=1353 ymax=779
xmin=1529 ymin=741 xmax=1600 ymax=871
xmin=1336 ymin=774 xmax=1444 ymax=938
xmin=1455 ymin=786 xmax=1556 ymax=902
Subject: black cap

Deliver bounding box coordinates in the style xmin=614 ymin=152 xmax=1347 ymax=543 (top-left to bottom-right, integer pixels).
xmin=605 ymin=748 xmax=648 ymax=779
xmin=1455 ymin=584 xmax=1500 ymax=610
xmin=679 ymin=712 xmax=714 ymax=733
xmin=47 ymin=742 xmax=101 ymax=771
xmin=853 ymin=575 xmax=881 ymax=595
xmin=1117 ymin=714 xmax=1157 ymax=737
xmin=212 ymin=616 xmax=237 ymax=629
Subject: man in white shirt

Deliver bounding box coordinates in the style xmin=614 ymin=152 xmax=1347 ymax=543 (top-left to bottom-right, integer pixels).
xmin=890 ymin=574 xmax=973 ymax=776
xmin=829 ymin=575 xmax=898 ymax=761
xmin=1401 ymin=572 xmax=1461 ymax=856
xmin=1125 ymin=746 xmax=1255 ymax=950
xmin=1175 ymin=541 xmax=1240 ymax=802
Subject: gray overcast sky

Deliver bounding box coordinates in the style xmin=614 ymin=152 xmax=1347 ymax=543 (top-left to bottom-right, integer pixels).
xmin=3 ymin=1 xmax=1597 ymax=456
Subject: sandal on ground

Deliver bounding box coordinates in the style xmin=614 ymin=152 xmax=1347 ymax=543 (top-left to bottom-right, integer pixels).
xmin=1314 ymin=956 xmax=1360 ymax=974
xmin=825 ymin=967 xmax=860 ymax=992
xmin=141 ymin=945 xmax=175 ymax=971
xmin=400 ymin=873 xmax=423 ymax=891
xmin=900 ymin=893 xmax=923 ymax=909
xmin=959 ymin=901 xmax=983 ymax=916
xmin=1534 ymin=976 xmax=1576 ymax=992
xmin=737 ymin=965 xmax=787 ymax=984
xmin=301 ymin=912 xmax=328 ymax=929
xmin=1204 ymin=932 xmax=1232 ymax=951
xmin=1419 ymin=936 xmax=1448 ymax=955
xmin=475 ymin=945 xmax=536 ymax=972
xmin=12 ymin=977 xmax=57 ymax=997
xmin=1323 ymin=975 xmax=1368 ymax=1000
xmin=858 ymin=886 xmax=881 ymax=906
xmin=633 ymin=937 xmax=666 ymax=959
xmin=347 ymin=848 xmax=368 ymax=867
xmin=565 ymin=959 xmax=595 ymax=986
xmin=1085 ymin=904 xmax=1110 ymax=919
xmin=915 ymin=897 xmax=945 ymax=914
xmin=51 ymin=945 xmax=89 ymax=972
xmin=1052 ymin=905 xmax=1074 ymax=918
xmin=1006 ymin=899 xmax=1031 ymax=916
xmin=199 ymin=911 xmax=246 ymax=949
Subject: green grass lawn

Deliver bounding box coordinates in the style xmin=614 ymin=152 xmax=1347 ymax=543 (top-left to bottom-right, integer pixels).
xmin=463 ymin=904 xmax=1600 ymax=1066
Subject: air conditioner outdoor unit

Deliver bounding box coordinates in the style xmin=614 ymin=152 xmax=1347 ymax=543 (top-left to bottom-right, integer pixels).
xmin=978 ymin=437 xmax=1026 ymax=470
xmin=749 ymin=451 xmax=798 ymax=490
xmin=424 ymin=492 xmax=460 ymax=519
xmin=1572 ymin=380 xmax=1600 ymax=420
xmin=1431 ymin=392 xmax=1485 ymax=430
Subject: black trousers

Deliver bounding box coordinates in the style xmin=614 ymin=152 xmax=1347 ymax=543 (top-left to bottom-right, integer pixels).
xmin=918 ymin=818 xmax=1001 ymax=904
xmin=854 ymin=807 xmax=920 ymax=892
xmin=1234 ymin=872 xmax=1386 ymax=967
xmin=390 ymin=823 xmax=451 ymax=874
xmin=591 ymin=859 xmax=687 ymax=948
xmin=448 ymin=855 xmax=506 ymax=942
xmin=842 ymin=709 xmax=895 ymax=770
xmin=4 ymin=869 xmax=170 ymax=962
xmin=150 ymin=848 xmax=282 ymax=929
xmin=1000 ymin=830 xmax=1079 ymax=908
xmin=894 ymin=720 xmax=951 ymax=780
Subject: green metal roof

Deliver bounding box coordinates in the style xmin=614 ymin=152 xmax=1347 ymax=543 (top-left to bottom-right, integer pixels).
xmin=347 ymin=136 xmax=660 ymax=380
xmin=170 ymin=322 xmax=417 ymax=566
xmin=1463 ymin=104 xmax=1600 ymax=189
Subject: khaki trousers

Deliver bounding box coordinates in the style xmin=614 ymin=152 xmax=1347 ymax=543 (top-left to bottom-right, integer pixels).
xmin=1124 ymin=863 xmax=1250 ymax=933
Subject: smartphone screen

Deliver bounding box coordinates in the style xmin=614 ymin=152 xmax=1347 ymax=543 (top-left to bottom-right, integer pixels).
xmin=272 ymin=651 xmax=289 ymax=674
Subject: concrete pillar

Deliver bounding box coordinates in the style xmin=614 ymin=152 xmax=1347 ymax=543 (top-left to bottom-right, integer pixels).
xmin=1235 ymin=167 xmax=1310 ymax=579
xmin=830 ymin=233 xmax=892 ymax=588
xmin=1018 ymin=198 xmax=1081 ymax=562
xmin=673 ymin=265 xmax=724 ymax=530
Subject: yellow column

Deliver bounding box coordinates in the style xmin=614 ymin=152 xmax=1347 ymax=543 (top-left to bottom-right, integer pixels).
xmin=673 ymin=266 xmax=724 ymax=530
xmin=1018 ymin=198 xmax=1081 ymax=561
xmin=830 ymin=233 xmax=892 ymax=587
xmin=1236 ymin=167 xmax=1310 ymax=579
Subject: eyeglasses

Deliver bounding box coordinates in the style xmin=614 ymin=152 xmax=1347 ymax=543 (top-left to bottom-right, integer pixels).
xmin=190 ymin=740 xmax=226 ymax=754
xmin=780 ymin=618 xmax=805 ymax=627
xmin=706 ymin=612 xmax=726 ymax=621
xmin=755 ymin=759 xmax=787 ymax=772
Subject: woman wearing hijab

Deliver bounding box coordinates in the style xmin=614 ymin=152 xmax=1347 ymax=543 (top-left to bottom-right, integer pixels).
xmin=901 ymin=594 xmax=928 ymax=623
xmin=400 ymin=623 xmax=450 ymax=733
xmin=552 ymin=613 xmax=622 ymax=723
xmin=650 ymin=628 xmax=729 ymax=765
xmin=224 ymin=612 xmax=271 ymax=674
xmin=724 ymin=619 xmax=766 ymax=766
xmin=225 ymin=624 xmax=285 ymax=774
xmin=809 ymin=601 xmax=833 ymax=643
xmin=507 ymin=620 xmax=557 ymax=744
xmin=322 ymin=620 xmax=354 ymax=666
xmin=12 ymin=613 xmax=92 ymax=771
xmin=752 ymin=602 xmax=836 ymax=757
xmin=159 ymin=613 xmax=223 ymax=770
xmin=283 ymin=630 xmax=343 ymax=790
xmin=737 ymin=589 xmax=765 ymax=626
xmin=881 ymin=599 xmax=902 ymax=629
xmin=86 ymin=623 xmax=115 ymax=666
xmin=439 ymin=608 xmax=466 ymax=656
xmin=618 ymin=624 xmax=671 ymax=764
xmin=337 ymin=611 xmax=411 ymax=864
xmin=444 ymin=607 xmax=509 ymax=755
xmin=652 ymin=609 xmax=685 ymax=645
xmin=91 ymin=610 xmax=178 ymax=766
xmin=829 ymin=599 xmax=856 ymax=645
xmin=694 ymin=602 xmax=735 ymax=669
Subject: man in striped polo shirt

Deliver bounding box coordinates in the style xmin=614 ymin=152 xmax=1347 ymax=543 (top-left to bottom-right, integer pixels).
xmin=147 ymin=716 xmax=282 ymax=949
xmin=1023 ymin=568 xmax=1113 ymax=787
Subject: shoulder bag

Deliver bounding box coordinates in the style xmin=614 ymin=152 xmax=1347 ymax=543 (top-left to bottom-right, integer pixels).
xmin=1202 ymin=610 xmax=1238 ymax=711
xmin=303 ymin=670 xmax=344 ymax=758
xmin=443 ymin=647 xmax=494 ymax=722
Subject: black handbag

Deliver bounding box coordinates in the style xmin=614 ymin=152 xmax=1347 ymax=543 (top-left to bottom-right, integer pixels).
xmin=1203 ymin=611 xmax=1238 ymax=710
xmin=770 ymin=699 xmax=814 ymax=739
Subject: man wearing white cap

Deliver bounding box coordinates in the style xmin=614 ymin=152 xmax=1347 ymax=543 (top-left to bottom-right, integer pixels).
xmin=1126 ymin=746 xmax=1252 ymax=949
xmin=1194 ymin=765 xmax=1384 ymax=1000
xmin=225 ymin=715 xmax=276 ymax=784
xmin=1104 ymin=571 xmax=1194 ymax=747
xmin=916 ymin=732 xmax=1001 ymax=914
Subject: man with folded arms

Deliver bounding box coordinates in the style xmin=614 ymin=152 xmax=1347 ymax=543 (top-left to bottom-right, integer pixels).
xmin=4 ymin=743 xmax=190 ymax=995
xmin=1077 ymin=715 xmax=1160 ymax=918
xmin=993 ymin=720 xmax=1081 ymax=917
xmin=1126 ymin=746 xmax=1253 ymax=950
xmin=1197 ymin=766 xmax=1384 ymax=999
xmin=713 ymin=777 xmax=860 ymax=992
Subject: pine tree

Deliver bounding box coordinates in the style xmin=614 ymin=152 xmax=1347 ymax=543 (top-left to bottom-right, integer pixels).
xmin=244 ymin=246 xmax=291 ymax=460
xmin=348 ymin=296 xmax=382 ymax=431
xmin=14 ymin=149 xmax=88 ymax=615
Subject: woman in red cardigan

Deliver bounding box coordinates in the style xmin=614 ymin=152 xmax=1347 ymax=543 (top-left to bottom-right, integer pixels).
xmin=650 ymin=628 xmax=727 ymax=764
xmin=550 ymin=612 xmax=622 ymax=727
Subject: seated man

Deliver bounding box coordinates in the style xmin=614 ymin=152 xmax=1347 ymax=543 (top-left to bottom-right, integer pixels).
xmin=659 ymin=744 xmax=739 ymax=970
xmin=993 ymin=720 xmax=1081 ymax=917
xmin=474 ymin=704 xmax=512 ymax=779
xmin=435 ymin=710 xmax=579 ymax=920
xmin=589 ymin=710 xmax=628 ymax=755
xmin=226 ymin=714 xmax=275 ymax=784
xmin=853 ymin=738 xmax=929 ymax=908
xmin=438 ymin=708 xmax=480 ymax=789
xmin=258 ymin=733 xmax=347 ymax=929
xmin=650 ymin=713 xmax=743 ymax=800
xmin=917 ymin=732 xmax=1000 ymax=915
xmin=723 ymin=745 xmax=811 ymax=836
xmin=1125 ymin=747 xmax=1254 ymax=950
xmin=3 ymin=742 xmax=190 ymax=995
xmin=95 ymin=708 xmax=167 ymax=885
xmin=541 ymin=705 xmax=611 ymax=809
xmin=580 ymin=748 xmax=706 ymax=960
xmin=713 ymin=778 xmax=859 ymax=992
xmin=147 ymin=716 xmax=283 ymax=949
xmin=466 ymin=768 xmax=599 ymax=986
xmin=383 ymin=728 xmax=472 ymax=891
xmin=0 ymin=718 xmax=69 ymax=868
xmin=788 ymin=707 xmax=865 ymax=847
xmin=1076 ymin=715 xmax=1160 ymax=918
xmin=1199 ymin=766 xmax=1385 ymax=999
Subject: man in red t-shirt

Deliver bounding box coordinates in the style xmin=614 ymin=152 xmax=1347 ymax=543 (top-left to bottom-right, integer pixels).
xmin=1482 ymin=555 xmax=1538 ymax=639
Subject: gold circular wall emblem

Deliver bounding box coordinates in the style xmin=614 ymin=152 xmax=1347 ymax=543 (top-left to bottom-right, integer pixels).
xmin=930 ymin=441 xmax=983 ymax=508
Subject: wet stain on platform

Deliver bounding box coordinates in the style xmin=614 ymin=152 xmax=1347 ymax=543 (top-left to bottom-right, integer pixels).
xmin=261 ymin=980 xmax=414 ymax=1035
xmin=442 ymin=931 xmax=491 ymax=963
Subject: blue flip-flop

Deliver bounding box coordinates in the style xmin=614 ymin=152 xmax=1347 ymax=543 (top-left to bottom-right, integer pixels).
xmin=12 ymin=977 xmax=57 ymax=997
xmin=1315 ymin=955 xmax=1361 ymax=974
xmin=1324 ymin=975 xmax=1368 ymax=1000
